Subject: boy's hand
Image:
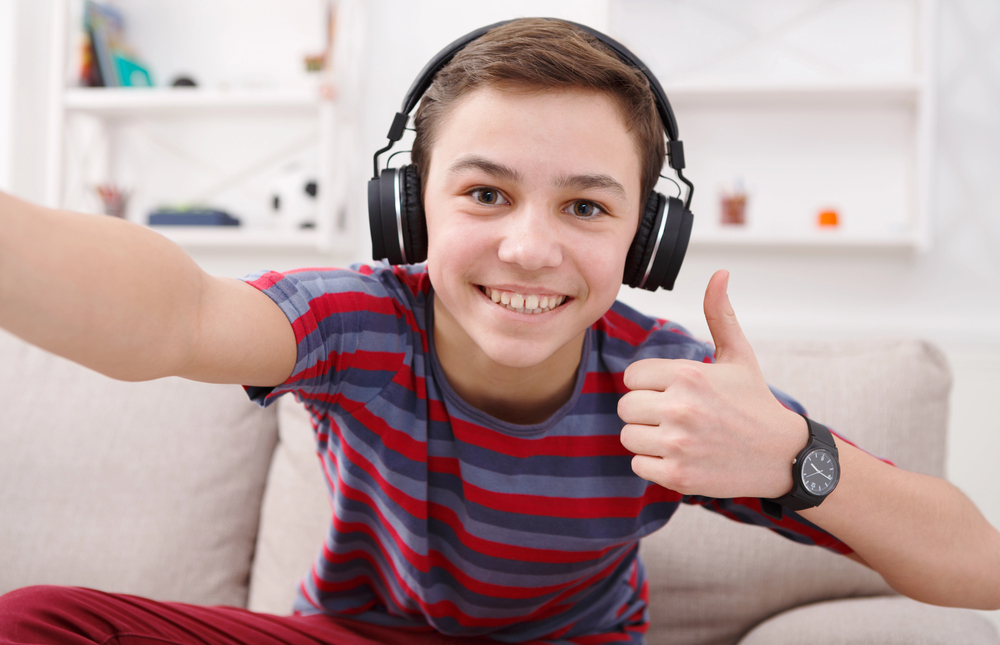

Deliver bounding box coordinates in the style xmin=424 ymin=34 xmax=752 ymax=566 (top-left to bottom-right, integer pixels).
xmin=618 ymin=270 xmax=807 ymax=499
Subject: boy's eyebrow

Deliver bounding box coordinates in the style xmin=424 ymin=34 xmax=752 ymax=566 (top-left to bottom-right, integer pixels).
xmin=554 ymin=174 xmax=627 ymax=201
xmin=448 ymin=154 xmax=628 ymax=200
xmin=447 ymin=155 xmax=522 ymax=183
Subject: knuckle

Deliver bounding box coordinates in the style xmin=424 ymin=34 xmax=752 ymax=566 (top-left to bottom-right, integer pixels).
xmin=675 ymin=362 xmax=704 ymax=386
xmin=670 ymin=466 xmax=697 ymax=494
xmin=666 ymin=400 xmax=698 ymax=426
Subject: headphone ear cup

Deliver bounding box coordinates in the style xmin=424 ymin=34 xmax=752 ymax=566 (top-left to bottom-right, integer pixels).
xmin=623 ymin=192 xmax=692 ymax=291
xmin=366 ymin=165 xmax=427 ymax=265
xmin=367 ymin=174 xmax=389 ymax=262
xmin=623 ymin=192 xmax=663 ymax=288
xmin=400 ymin=165 xmax=427 ymax=264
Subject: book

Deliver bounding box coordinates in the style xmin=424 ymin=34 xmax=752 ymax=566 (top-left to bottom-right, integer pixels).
xmin=83 ymin=2 xmax=153 ymax=87
xmin=148 ymin=209 xmax=241 ymax=227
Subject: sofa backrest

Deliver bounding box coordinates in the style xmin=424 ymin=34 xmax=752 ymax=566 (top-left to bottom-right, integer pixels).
xmin=0 ymin=330 xmax=279 ymax=607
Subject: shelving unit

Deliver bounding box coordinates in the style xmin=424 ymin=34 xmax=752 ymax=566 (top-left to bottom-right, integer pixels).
xmin=45 ymin=0 xmax=362 ymax=253
xmin=610 ymin=0 xmax=934 ymax=251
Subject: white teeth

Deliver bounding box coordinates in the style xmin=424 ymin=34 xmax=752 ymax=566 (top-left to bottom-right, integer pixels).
xmin=482 ymin=287 xmax=567 ymax=315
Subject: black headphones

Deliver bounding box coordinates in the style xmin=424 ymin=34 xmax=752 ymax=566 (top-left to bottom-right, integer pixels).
xmin=368 ymin=19 xmax=694 ymax=291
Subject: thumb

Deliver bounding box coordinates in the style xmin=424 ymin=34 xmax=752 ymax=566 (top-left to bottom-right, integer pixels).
xmin=704 ymin=270 xmax=753 ymax=364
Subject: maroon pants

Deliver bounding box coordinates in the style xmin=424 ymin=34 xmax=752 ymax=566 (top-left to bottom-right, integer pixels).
xmin=0 ymin=586 xmax=499 ymax=645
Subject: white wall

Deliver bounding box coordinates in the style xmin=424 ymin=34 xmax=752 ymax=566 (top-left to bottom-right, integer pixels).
xmin=0 ymin=0 xmax=15 ymax=191
xmin=8 ymin=0 xmax=54 ymax=203
xmin=6 ymin=0 xmax=1000 ymax=628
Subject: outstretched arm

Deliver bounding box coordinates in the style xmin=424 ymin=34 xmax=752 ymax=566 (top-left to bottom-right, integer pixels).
xmin=618 ymin=269 xmax=1000 ymax=610
xmin=0 ymin=191 xmax=295 ymax=385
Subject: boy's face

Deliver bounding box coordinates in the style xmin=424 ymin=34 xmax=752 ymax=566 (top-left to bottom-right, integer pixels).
xmin=422 ymin=86 xmax=643 ymax=371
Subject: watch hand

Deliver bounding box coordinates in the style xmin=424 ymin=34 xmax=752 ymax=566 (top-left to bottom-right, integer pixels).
xmin=806 ymin=464 xmax=833 ymax=481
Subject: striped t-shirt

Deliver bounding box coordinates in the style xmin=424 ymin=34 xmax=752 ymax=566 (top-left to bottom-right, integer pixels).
xmin=243 ymin=263 xmax=848 ymax=644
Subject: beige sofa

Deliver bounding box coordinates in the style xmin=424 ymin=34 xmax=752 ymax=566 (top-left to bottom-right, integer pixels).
xmin=0 ymin=328 xmax=997 ymax=645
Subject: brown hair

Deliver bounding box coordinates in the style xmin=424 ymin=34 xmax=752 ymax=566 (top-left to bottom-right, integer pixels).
xmin=410 ymin=18 xmax=665 ymax=207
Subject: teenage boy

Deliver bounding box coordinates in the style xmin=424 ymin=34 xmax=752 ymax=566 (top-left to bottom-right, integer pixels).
xmin=1 ymin=17 xmax=998 ymax=645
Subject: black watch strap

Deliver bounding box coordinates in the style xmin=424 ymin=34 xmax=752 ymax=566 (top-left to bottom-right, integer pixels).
xmin=761 ymin=415 xmax=839 ymax=521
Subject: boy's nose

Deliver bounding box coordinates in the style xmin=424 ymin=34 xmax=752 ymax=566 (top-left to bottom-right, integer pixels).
xmin=496 ymin=206 xmax=564 ymax=271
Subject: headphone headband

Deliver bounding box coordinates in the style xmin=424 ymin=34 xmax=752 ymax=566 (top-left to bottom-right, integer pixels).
xmin=398 ymin=19 xmax=680 ymax=144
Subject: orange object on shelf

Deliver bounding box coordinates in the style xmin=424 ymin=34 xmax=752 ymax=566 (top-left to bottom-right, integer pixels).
xmin=818 ymin=209 xmax=839 ymax=227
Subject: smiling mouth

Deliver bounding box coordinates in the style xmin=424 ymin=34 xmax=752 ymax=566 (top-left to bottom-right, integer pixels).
xmin=479 ymin=286 xmax=568 ymax=315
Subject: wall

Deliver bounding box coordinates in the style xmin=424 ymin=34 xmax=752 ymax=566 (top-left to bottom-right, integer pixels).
xmin=0 ymin=0 xmax=16 ymax=191
xmin=5 ymin=0 xmax=1000 ymax=628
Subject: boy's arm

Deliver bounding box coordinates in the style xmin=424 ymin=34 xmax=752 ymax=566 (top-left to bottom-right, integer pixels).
xmin=618 ymin=270 xmax=1000 ymax=611
xmin=0 ymin=191 xmax=296 ymax=385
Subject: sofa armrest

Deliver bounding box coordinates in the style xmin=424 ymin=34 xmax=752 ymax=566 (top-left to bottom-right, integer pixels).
xmin=737 ymin=596 xmax=1000 ymax=645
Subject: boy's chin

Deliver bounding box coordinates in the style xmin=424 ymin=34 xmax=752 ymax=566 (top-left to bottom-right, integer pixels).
xmin=474 ymin=333 xmax=583 ymax=371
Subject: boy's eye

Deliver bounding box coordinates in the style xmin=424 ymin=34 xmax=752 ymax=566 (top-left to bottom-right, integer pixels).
xmin=568 ymin=200 xmax=604 ymax=218
xmin=470 ymin=187 xmax=508 ymax=206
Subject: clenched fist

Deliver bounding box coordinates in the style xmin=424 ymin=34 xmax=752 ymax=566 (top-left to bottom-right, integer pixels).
xmin=618 ymin=270 xmax=808 ymax=499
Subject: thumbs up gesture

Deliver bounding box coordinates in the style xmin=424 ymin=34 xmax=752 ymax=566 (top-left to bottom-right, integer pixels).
xmin=618 ymin=270 xmax=807 ymax=499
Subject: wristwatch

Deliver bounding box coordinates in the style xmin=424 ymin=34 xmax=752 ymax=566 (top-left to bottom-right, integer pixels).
xmin=761 ymin=414 xmax=840 ymax=521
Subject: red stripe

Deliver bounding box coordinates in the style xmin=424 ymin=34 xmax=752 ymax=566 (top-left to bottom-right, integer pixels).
xmin=284 ymin=288 xmax=425 ymax=354
xmin=393 ymin=266 xmax=433 ymax=300
xmin=460 ymin=481 xmax=673 ymax=519
xmin=428 ymin=399 xmax=449 ymax=422
xmin=732 ymin=497 xmax=853 ymax=555
xmin=347 ymin=406 xmax=428 ymax=464
xmin=573 ymin=633 xmax=632 ymax=644
xmin=581 ymin=371 xmax=625 ymax=394
xmin=595 ymin=310 xmax=654 ymax=346
xmin=430 ymin=496 xmax=625 ymax=564
xmin=451 ymin=418 xmax=630 ymax=458
xmin=285 ymin=266 xmax=338 ymax=274
xmin=245 ymin=270 xmax=285 ymax=291
xmin=289 ymin=349 xmax=404 ymax=385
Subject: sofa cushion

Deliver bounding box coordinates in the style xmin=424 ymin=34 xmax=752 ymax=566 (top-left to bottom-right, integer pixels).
xmin=0 ymin=330 xmax=278 ymax=607
xmin=247 ymin=395 xmax=329 ymax=614
xmin=641 ymin=338 xmax=952 ymax=645
xmin=738 ymin=596 xmax=1000 ymax=645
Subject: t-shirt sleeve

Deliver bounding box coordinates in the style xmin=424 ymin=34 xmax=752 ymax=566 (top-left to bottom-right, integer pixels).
xmin=238 ymin=265 xmax=413 ymax=410
xmin=681 ymin=385 xmax=853 ymax=555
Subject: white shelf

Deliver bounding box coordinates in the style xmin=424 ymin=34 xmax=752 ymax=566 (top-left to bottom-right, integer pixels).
xmin=64 ymin=87 xmax=325 ymax=118
xmin=664 ymin=78 xmax=924 ymax=106
xmin=689 ymin=228 xmax=920 ymax=250
xmin=149 ymin=225 xmax=327 ymax=250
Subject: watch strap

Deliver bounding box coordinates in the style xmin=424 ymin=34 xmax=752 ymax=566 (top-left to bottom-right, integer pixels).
xmin=760 ymin=415 xmax=839 ymax=521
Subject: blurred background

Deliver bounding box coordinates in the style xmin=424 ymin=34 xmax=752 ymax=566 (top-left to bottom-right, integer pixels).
xmin=1 ymin=0 xmax=997 ymax=627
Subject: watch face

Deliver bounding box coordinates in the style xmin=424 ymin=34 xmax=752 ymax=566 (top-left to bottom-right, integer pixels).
xmin=800 ymin=448 xmax=839 ymax=496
